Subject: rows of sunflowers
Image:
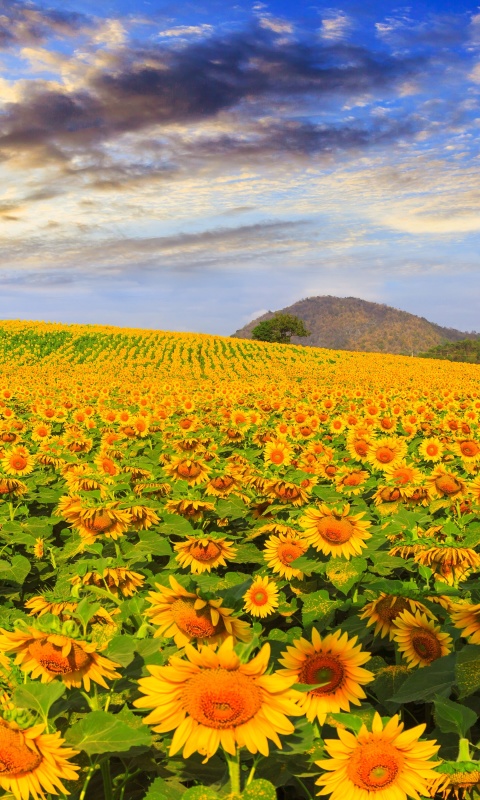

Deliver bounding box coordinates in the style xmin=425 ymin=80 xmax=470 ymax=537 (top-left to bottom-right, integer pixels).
xmin=0 ymin=321 xmax=480 ymax=800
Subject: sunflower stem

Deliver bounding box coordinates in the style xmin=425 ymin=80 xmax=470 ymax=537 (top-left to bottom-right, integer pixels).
xmin=458 ymin=738 xmax=471 ymax=762
xmin=79 ymin=760 xmax=97 ymax=800
xmin=226 ymin=749 xmax=241 ymax=795
xmin=100 ymin=758 xmax=114 ymax=800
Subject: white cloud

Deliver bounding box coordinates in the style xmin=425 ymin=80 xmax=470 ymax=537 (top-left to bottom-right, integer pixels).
xmin=259 ymin=17 xmax=293 ymax=34
xmin=158 ymin=25 xmax=213 ymax=38
xmin=319 ymin=11 xmax=352 ymax=42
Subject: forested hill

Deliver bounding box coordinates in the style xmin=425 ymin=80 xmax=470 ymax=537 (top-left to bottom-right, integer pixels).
xmin=232 ymin=296 xmax=479 ymax=355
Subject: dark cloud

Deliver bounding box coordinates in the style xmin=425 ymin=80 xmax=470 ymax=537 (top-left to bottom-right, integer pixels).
xmin=0 ymin=0 xmax=91 ymax=48
xmin=0 ymin=25 xmax=425 ymax=169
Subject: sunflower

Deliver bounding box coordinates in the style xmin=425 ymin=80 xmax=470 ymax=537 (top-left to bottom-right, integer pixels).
xmin=334 ymin=468 xmax=370 ymax=496
xmin=127 ymin=504 xmax=159 ymax=530
xmin=299 ymin=504 xmax=371 ymax=560
xmin=204 ymin=472 xmax=245 ymax=498
xmin=174 ymin=536 xmax=237 ymax=574
xmin=0 ymin=475 xmax=28 ymax=498
xmin=0 ymin=718 xmax=79 ymax=800
xmin=454 ymin=439 xmax=480 ymax=464
xmin=30 ymin=422 xmax=52 ymax=442
xmin=278 ymin=628 xmax=373 ymax=724
xmin=367 ymin=437 xmax=408 ymax=471
xmin=145 ymin=576 xmax=251 ymax=647
xmin=418 ymin=437 xmax=444 ymax=463
xmin=450 ymin=602 xmax=480 ymax=644
xmin=427 ymin=465 xmax=467 ymax=500
xmin=163 ymin=456 xmax=210 ymax=486
xmin=414 ymin=547 xmax=480 ymax=585
xmin=24 ymin=596 xmax=78 ymax=619
xmin=1 ymin=447 xmax=35 ymax=477
xmin=383 ymin=461 xmax=425 ymax=491
xmin=263 ymin=531 xmax=308 ymax=580
xmin=392 ymin=610 xmax=453 ymax=668
xmin=243 ymin=576 xmax=279 ymax=617
xmin=264 ymin=439 xmax=293 ymax=467
xmin=56 ymin=496 xmax=132 ymax=543
xmin=71 ymin=567 xmax=145 ymax=597
xmin=315 ymin=712 xmax=440 ymax=800
xmin=0 ymin=626 xmax=120 ymax=690
xmin=345 ymin=431 xmax=372 ymax=462
xmin=134 ymin=637 xmax=300 ymax=759
xmin=360 ymin=594 xmax=432 ymax=640
xmin=164 ymin=499 xmax=215 ymax=521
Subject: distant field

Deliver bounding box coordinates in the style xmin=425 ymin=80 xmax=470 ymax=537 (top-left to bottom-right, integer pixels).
xmin=0 ymin=320 xmax=479 ymax=800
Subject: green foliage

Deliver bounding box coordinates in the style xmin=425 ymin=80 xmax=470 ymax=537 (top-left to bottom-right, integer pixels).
xmin=252 ymin=314 xmax=310 ymax=344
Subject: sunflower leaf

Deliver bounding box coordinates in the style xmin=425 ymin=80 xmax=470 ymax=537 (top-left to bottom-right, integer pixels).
xmin=13 ymin=681 xmax=66 ymax=719
xmin=242 ymin=778 xmax=277 ymax=799
xmin=181 ymin=788 xmax=219 ymax=800
xmin=455 ymin=645 xmax=480 ymax=698
xmin=434 ymin=696 xmax=477 ymax=737
xmin=64 ymin=709 xmax=151 ymax=755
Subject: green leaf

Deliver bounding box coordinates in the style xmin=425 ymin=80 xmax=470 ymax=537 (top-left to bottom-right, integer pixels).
xmin=301 ymin=590 xmax=338 ymax=628
xmin=64 ymin=710 xmax=151 ymax=755
xmin=160 ymin=514 xmax=195 ymax=536
xmin=72 ymin=597 xmax=102 ymax=628
xmin=0 ymin=555 xmax=31 ymax=585
xmin=328 ymin=712 xmax=364 ymax=734
xmin=104 ymin=635 xmax=138 ymax=667
xmin=325 ymin=558 xmax=367 ymax=594
xmin=391 ymin=654 xmax=456 ymax=703
xmin=456 ymin=645 xmax=480 ymax=698
xmin=242 ymin=778 xmax=277 ymax=799
xmin=181 ymin=788 xmax=219 ymax=800
xmin=137 ymin=530 xmax=173 ymax=557
xmin=371 ymin=664 xmax=412 ymax=711
xmin=434 ymin=697 xmax=477 ymax=738
xmin=216 ymin=497 xmax=248 ymax=518
xmin=233 ymin=544 xmax=264 ymax=564
xmin=368 ymin=552 xmax=407 ymax=576
xmin=143 ymin=777 xmax=183 ymax=800
xmin=13 ymin=682 xmax=66 ymax=719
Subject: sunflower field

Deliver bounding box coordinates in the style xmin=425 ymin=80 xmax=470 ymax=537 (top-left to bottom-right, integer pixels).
xmin=1 ymin=320 xmax=480 ymax=800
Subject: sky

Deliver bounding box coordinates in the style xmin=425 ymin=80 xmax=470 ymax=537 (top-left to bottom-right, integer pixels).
xmin=1 ymin=0 xmax=480 ymax=335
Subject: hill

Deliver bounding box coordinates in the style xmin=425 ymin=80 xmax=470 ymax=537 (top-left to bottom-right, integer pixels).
xmin=419 ymin=338 xmax=480 ymax=363
xmin=231 ymin=296 xmax=479 ymax=355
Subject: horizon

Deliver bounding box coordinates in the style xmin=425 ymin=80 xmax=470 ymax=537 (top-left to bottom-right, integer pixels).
xmin=1 ymin=0 xmax=480 ymax=333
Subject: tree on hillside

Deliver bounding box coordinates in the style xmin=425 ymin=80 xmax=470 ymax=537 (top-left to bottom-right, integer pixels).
xmin=252 ymin=313 xmax=310 ymax=344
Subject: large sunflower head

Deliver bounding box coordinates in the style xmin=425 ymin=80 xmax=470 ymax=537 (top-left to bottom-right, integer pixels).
xmin=145 ymin=576 xmax=251 ymax=647
xmin=0 ymin=625 xmax=121 ymax=691
xmin=134 ymin=637 xmax=300 ymax=760
xmin=414 ymin=547 xmax=480 ymax=585
xmin=367 ymin=437 xmax=407 ymax=471
xmin=56 ymin=497 xmax=133 ymax=543
xmin=315 ymin=712 xmax=440 ymax=800
xmin=174 ymin=536 xmax=237 ymax=574
xmin=392 ymin=609 xmax=453 ymax=668
xmin=0 ymin=717 xmax=80 ymax=800
xmin=278 ymin=628 xmax=373 ymax=723
xmin=0 ymin=447 xmax=35 ymax=477
xmin=427 ymin=465 xmax=467 ymax=500
xmin=299 ymin=504 xmax=371 ymax=560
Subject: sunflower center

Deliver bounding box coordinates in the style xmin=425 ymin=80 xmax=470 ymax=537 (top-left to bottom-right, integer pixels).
xmin=299 ymin=654 xmax=344 ymax=695
xmin=183 ymin=669 xmax=262 ymax=729
xmin=376 ymin=447 xmax=395 ymax=464
xmin=10 ymin=456 xmax=27 ymax=470
xmin=270 ymin=450 xmax=285 ymax=464
xmin=392 ymin=469 xmax=413 ymax=485
xmin=343 ymin=473 xmax=363 ymax=486
xmin=252 ymin=588 xmax=269 ymax=605
xmin=411 ymin=629 xmax=442 ymax=662
xmin=461 ymin=441 xmax=479 ymax=457
xmin=178 ymin=462 xmax=202 ymax=478
xmin=189 ymin=541 xmax=223 ymax=562
xmin=0 ymin=724 xmax=42 ymax=776
xmin=347 ymin=742 xmax=402 ymax=791
xmin=211 ymin=476 xmax=234 ymax=490
xmin=86 ymin=512 xmax=115 ymax=532
xmin=426 ymin=444 xmax=439 ymax=455
xmin=435 ymin=475 xmax=462 ymax=495
xmin=277 ymin=541 xmax=305 ymax=564
xmin=375 ymin=596 xmax=410 ymax=623
xmin=28 ymin=639 xmax=92 ymax=675
xmin=354 ymin=440 xmax=369 ymax=456
xmin=170 ymin=599 xmax=218 ymax=639
xmin=317 ymin=517 xmax=353 ymax=544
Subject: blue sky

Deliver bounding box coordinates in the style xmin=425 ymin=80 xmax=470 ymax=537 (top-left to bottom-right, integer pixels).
xmin=1 ymin=0 xmax=480 ymax=335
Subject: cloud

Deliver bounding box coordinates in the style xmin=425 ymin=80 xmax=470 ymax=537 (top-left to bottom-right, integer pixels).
xmin=0 ymin=0 xmax=91 ymax=49
xmin=158 ymin=25 xmax=213 ymax=38
xmin=319 ymin=12 xmax=353 ymax=42
xmin=258 ymin=17 xmax=293 ymax=34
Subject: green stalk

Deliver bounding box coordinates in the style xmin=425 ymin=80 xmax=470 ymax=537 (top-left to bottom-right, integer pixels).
xmin=79 ymin=760 xmax=97 ymax=800
xmin=458 ymin=738 xmax=471 ymax=762
xmin=226 ymin=749 xmax=241 ymax=795
xmin=100 ymin=759 xmax=114 ymax=800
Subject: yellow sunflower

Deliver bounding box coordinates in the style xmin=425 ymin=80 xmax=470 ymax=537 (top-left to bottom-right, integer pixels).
xmin=334 ymin=468 xmax=370 ymax=496
xmin=450 ymin=602 xmax=480 ymax=644
xmin=299 ymin=504 xmax=371 ymax=560
xmin=134 ymin=637 xmax=300 ymax=759
xmin=55 ymin=496 xmax=132 ymax=543
xmin=0 ymin=475 xmax=28 ymax=498
xmin=174 ymin=536 xmax=237 ymax=574
xmin=315 ymin=712 xmax=440 ymax=800
xmin=243 ymin=576 xmax=279 ymax=618
xmin=427 ymin=465 xmax=467 ymax=501
xmin=278 ymin=628 xmax=373 ymax=723
xmin=265 ymin=478 xmax=312 ymax=506
xmin=418 ymin=437 xmax=444 ymax=463
xmin=264 ymin=439 xmax=293 ymax=467
xmin=71 ymin=567 xmax=145 ymax=597
xmin=0 ymin=718 xmax=79 ymax=800
xmin=164 ymin=456 xmax=210 ymax=486
xmin=0 ymin=447 xmax=35 ymax=477
xmin=383 ymin=461 xmax=425 ymax=491
xmin=0 ymin=627 xmax=121 ymax=690
xmin=454 ymin=438 xmax=480 ymax=464
xmin=145 ymin=576 xmax=251 ymax=647
xmin=360 ymin=594 xmax=433 ymax=639
xmin=164 ymin=499 xmax=215 ymax=521
xmin=263 ymin=531 xmax=308 ymax=580
xmin=392 ymin=610 xmax=453 ymax=668
xmin=414 ymin=547 xmax=480 ymax=585
xmin=367 ymin=437 xmax=408 ymax=471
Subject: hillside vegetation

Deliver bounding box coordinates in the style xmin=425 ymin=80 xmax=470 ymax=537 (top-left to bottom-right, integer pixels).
xmin=232 ymin=296 xmax=479 ymax=355
xmin=419 ymin=338 xmax=480 ymax=363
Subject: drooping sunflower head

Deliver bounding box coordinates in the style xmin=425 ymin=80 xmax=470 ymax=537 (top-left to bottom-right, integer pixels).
xmin=299 ymin=504 xmax=371 ymax=560
xmin=414 ymin=547 xmax=480 ymax=585
xmin=360 ymin=594 xmax=433 ymax=640
xmin=145 ymin=575 xmax=251 ymax=647
xmin=450 ymin=602 xmax=480 ymax=645
xmin=174 ymin=536 xmax=237 ymax=574
xmin=134 ymin=637 xmax=301 ymax=760
xmin=279 ymin=628 xmax=373 ymax=723
xmin=315 ymin=712 xmax=440 ymax=800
